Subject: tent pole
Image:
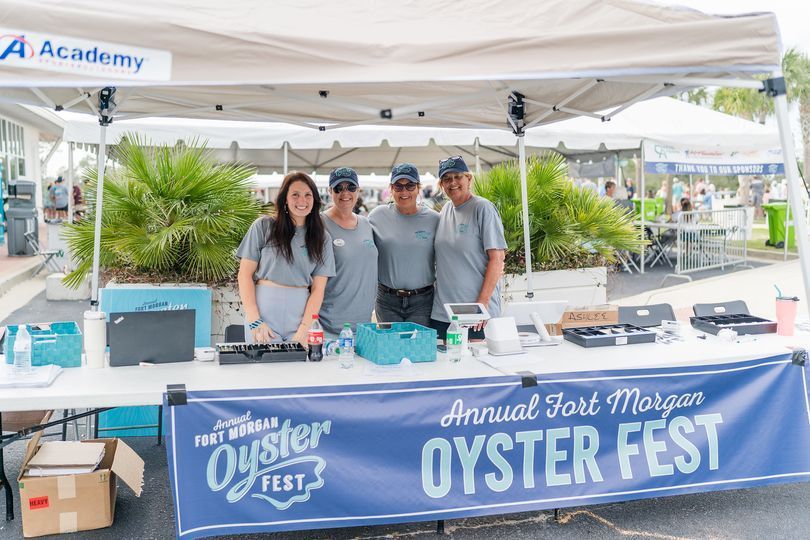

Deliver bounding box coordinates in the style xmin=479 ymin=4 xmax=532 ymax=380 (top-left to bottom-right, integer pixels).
xmin=283 ymin=141 xmax=289 ymax=175
xmin=640 ymin=144 xmax=646 ymax=274
xmin=90 ymin=87 xmax=115 ymax=310
xmin=90 ymin=124 xmax=107 ymax=309
xmin=67 ymin=142 xmax=74 ymax=224
xmin=772 ymin=77 xmax=810 ymax=314
xmin=689 ymin=174 xmax=693 ymax=203
xmin=784 ymin=173 xmax=790 ymax=262
xmin=474 ymin=138 xmax=482 ymax=176
xmin=518 ymin=134 xmax=533 ymax=297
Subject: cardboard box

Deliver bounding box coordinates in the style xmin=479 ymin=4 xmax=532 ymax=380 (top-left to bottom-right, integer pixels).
xmin=559 ymin=304 xmax=619 ymax=329
xmin=18 ymin=432 xmax=144 ymax=537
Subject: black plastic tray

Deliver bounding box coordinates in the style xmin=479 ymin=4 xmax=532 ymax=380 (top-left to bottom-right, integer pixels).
xmin=563 ymin=324 xmax=657 ymax=348
xmin=216 ymin=342 xmax=308 ymax=364
xmin=689 ymin=314 xmax=777 ymax=335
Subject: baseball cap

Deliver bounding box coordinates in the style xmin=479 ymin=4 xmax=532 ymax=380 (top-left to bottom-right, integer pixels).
xmin=390 ymin=162 xmax=420 ymax=184
xmin=438 ymin=155 xmax=470 ymax=179
xmin=328 ymin=167 xmax=359 ymax=189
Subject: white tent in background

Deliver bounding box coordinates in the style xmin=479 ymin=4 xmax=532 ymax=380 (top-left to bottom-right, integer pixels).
xmin=61 ymin=97 xmax=780 ymax=175
xmin=1 ymin=0 xmax=803 ymax=310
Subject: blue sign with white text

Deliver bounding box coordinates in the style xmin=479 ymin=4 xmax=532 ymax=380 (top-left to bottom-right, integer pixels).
xmin=164 ymin=355 xmax=810 ymax=539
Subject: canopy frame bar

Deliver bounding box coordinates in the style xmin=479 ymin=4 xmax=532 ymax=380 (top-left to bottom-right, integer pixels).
xmin=525 ymin=79 xmax=602 ymax=128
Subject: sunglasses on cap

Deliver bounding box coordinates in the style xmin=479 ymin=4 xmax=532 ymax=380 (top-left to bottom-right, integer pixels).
xmin=332 ymin=183 xmax=358 ymax=193
xmin=392 ymin=182 xmax=418 ymax=192
xmin=439 ymin=155 xmax=463 ymax=166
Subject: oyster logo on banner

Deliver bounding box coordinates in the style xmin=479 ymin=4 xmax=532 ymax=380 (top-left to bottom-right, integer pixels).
xmin=199 ymin=410 xmax=330 ymax=510
xmin=0 ymin=28 xmax=172 ymax=80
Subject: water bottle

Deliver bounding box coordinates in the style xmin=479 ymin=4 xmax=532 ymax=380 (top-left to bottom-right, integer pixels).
xmin=338 ymin=323 xmax=355 ymax=369
xmin=307 ymin=314 xmax=324 ymax=362
xmin=13 ymin=324 xmax=33 ymax=375
xmin=446 ymin=316 xmax=463 ymax=363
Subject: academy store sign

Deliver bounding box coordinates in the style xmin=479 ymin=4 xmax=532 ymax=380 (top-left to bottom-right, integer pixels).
xmin=0 ymin=28 xmax=171 ymax=80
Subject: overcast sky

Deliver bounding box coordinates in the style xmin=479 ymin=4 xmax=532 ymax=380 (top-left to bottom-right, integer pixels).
xmin=674 ymin=0 xmax=810 ymax=54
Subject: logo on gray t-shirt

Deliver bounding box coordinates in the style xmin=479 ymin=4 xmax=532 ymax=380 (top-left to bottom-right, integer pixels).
xmin=414 ymin=230 xmax=432 ymax=240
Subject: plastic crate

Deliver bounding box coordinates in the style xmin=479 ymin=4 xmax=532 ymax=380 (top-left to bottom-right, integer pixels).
xmin=4 ymin=322 xmax=83 ymax=368
xmin=356 ymin=322 xmax=437 ymax=365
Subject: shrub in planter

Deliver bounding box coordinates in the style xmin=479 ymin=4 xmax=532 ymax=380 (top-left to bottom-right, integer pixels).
xmin=62 ymin=134 xmax=264 ymax=288
xmin=473 ymin=152 xmax=644 ymax=273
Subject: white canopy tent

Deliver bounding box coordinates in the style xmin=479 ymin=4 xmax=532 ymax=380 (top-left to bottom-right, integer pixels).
xmin=1 ymin=0 xmax=804 ymax=311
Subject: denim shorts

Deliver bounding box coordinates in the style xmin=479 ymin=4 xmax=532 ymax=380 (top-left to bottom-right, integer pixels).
xmin=375 ymin=285 xmax=434 ymax=328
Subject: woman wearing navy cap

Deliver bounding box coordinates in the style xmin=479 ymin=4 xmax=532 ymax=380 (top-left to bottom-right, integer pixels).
xmin=369 ymin=163 xmax=439 ymax=326
xmin=237 ymin=172 xmax=336 ymax=344
xmin=320 ymin=167 xmax=379 ymax=337
xmin=430 ymin=156 xmax=507 ymax=340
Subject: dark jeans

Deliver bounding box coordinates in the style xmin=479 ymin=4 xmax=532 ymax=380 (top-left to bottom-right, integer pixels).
xmin=429 ymin=318 xmax=485 ymax=342
xmin=375 ymin=286 xmax=433 ymax=327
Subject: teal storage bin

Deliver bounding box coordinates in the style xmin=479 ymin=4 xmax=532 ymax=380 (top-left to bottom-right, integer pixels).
xmin=356 ymin=322 xmax=437 ymax=365
xmin=4 ymin=322 xmax=83 ymax=368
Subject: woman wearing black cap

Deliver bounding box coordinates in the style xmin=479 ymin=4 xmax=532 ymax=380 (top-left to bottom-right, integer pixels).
xmin=368 ymin=163 xmax=439 ymax=326
xmin=430 ymin=156 xmax=507 ymax=340
xmin=320 ymin=167 xmax=378 ymax=337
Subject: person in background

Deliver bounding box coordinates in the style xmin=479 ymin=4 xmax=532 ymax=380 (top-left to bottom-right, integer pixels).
xmin=671 ymin=177 xmax=684 ymax=209
xmin=700 ymin=188 xmax=713 ymax=210
xmin=751 ymin=176 xmax=765 ymax=219
xmin=671 ymin=197 xmax=692 ymax=223
xmin=431 ymin=156 xmax=507 ymax=341
xmin=50 ymin=176 xmax=70 ymax=220
xmin=604 ymin=180 xmax=616 ymax=199
xmin=43 ymin=181 xmax=55 ymax=220
xmin=237 ymin=172 xmax=335 ymax=344
xmin=353 ymin=195 xmax=369 ymax=216
xmin=369 ymin=163 xmax=439 ymax=326
xmin=625 ymin=178 xmax=635 ymax=200
xmin=320 ymin=167 xmax=378 ymax=337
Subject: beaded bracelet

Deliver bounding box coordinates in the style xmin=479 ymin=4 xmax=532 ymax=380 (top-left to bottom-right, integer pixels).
xmin=248 ymin=319 xmax=264 ymax=330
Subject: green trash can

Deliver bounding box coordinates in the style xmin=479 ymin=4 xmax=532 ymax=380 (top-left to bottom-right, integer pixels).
xmin=762 ymin=202 xmax=796 ymax=249
xmin=632 ymin=198 xmax=666 ymax=221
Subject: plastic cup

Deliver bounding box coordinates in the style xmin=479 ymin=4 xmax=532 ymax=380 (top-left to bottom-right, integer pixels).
xmin=775 ymin=297 xmax=799 ymax=336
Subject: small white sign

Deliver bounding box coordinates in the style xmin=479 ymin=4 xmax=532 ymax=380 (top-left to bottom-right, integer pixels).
xmin=0 ymin=28 xmax=172 ymax=81
xmin=616 ymin=336 xmax=628 ymax=345
xmin=333 ymin=238 xmax=346 ymax=247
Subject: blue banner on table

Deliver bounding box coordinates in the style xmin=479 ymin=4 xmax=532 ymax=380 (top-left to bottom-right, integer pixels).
xmin=164 ymin=355 xmax=810 ymax=539
xmin=101 ymin=285 xmax=211 ymax=437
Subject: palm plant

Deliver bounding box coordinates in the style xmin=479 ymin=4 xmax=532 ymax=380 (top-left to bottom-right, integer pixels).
xmin=473 ymin=152 xmax=644 ymax=274
xmin=62 ymin=134 xmax=263 ymax=288
xmin=783 ymin=47 xmax=810 ymax=179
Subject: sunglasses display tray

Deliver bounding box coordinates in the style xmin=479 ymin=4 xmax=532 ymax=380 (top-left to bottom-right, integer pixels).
xmin=216 ymin=342 xmax=308 ymax=364
xmin=562 ymin=324 xmax=656 ymax=348
xmin=689 ymin=314 xmax=777 ymax=336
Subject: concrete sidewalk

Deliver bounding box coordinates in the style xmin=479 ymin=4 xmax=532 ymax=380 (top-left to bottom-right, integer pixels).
xmin=615 ymin=259 xmax=805 ymax=321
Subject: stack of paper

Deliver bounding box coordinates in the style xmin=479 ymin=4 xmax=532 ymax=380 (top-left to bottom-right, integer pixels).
xmin=26 ymin=441 xmax=106 ymax=477
xmin=0 ymin=364 xmax=63 ymax=388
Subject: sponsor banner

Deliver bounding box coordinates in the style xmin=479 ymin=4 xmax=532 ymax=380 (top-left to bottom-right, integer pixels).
xmin=643 ymin=140 xmax=784 ymax=176
xmin=100 ymin=285 xmax=212 ymax=347
xmin=165 ymin=355 xmax=810 ymax=539
xmin=0 ymin=28 xmax=171 ymax=80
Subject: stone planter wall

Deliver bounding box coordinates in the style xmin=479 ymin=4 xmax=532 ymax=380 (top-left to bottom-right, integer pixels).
xmin=502 ymin=267 xmax=607 ymax=306
xmin=211 ymin=283 xmax=243 ymax=345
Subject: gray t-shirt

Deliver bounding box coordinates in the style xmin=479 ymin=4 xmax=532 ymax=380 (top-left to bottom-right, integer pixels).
xmin=320 ymin=214 xmax=379 ymax=334
xmin=368 ymin=203 xmax=439 ymax=290
xmin=431 ymin=196 xmax=508 ymax=322
xmin=236 ymin=217 xmax=336 ymax=286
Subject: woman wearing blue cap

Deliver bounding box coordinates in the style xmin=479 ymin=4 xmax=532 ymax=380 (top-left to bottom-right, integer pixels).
xmin=431 ymin=156 xmax=507 ymax=340
xmin=369 ymin=163 xmax=439 ymax=326
xmin=320 ymin=167 xmax=379 ymax=336
xmin=237 ymin=172 xmax=336 ymax=344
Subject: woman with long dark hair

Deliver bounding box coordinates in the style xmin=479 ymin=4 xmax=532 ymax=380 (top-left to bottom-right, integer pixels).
xmin=237 ymin=172 xmax=335 ymax=344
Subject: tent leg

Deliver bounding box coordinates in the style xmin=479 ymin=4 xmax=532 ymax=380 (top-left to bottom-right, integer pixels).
xmin=283 ymin=141 xmax=289 ymax=175
xmin=640 ymin=145 xmax=646 ymax=274
xmin=90 ymin=124 xmax=108 ymax=309
xmin=474 ymin=138 xmax=482 ymax=176
xmin=517 ymin=134 xmax=533 ymax=298
xmin=90 ymin=87 xmax=115 ymax=310
xmin=773 ymin=82 xmax=810 ymax=315
xmin=67 ymin=142 xmax=74 ymax=224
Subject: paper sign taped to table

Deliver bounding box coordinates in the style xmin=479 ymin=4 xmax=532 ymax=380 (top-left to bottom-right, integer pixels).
xmin=560 ymin=304 xmax=619 ymax=328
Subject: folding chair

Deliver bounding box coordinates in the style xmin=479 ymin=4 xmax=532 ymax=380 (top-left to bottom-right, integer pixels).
xmin=644 ymin=227 xmax=674 ymax=268
xmin=23 ymin=228 xmax=62 ymax=277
